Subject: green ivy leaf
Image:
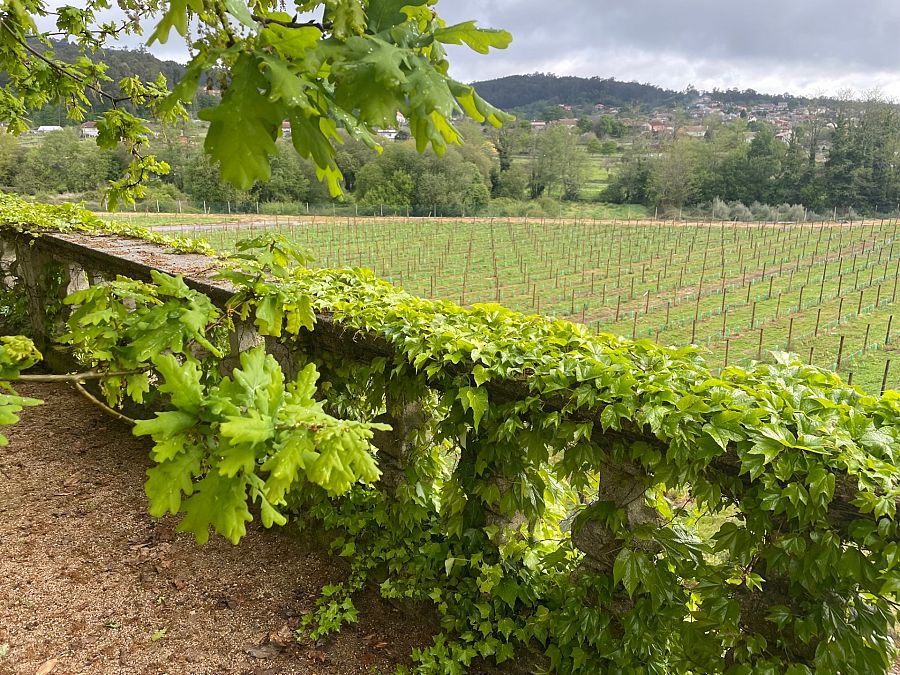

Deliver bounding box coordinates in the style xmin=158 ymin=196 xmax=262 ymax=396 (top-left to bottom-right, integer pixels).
xmin=458 ymin=386 xmax=489 ymax=431
xmin=613 ymin=549 xmax=648 ymax=598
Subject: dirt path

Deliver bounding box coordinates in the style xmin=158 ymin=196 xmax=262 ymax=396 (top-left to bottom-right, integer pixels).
xmin=0 ymin=383 xmax=435 ymax=675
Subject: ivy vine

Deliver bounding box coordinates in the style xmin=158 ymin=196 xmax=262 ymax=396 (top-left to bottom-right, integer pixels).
xmin=1 ymin=195 xmax=899 ymax=673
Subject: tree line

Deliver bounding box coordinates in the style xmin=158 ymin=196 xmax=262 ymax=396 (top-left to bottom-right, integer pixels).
xmin=12 ymin=97 xmax=900 ymax=218
xmin=4 ymin=120 xmax=590 ymax=216
xmin=604 ymin=99 xmax=900 ymax=216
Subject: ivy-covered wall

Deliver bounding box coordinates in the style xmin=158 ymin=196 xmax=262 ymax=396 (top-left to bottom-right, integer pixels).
xmin=1 ymin=193 xmax=899 ymax=673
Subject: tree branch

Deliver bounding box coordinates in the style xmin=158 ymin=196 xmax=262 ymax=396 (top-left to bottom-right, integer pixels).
xmin=72 ymin=381 xmax=136 ymax=426
xmin=10 ymin=368 xmax=149 ymax=383
xmin=0 ymin=19 xmax=152 ymax=107
xmin=250 ymin=14 xmax=326 ymax=31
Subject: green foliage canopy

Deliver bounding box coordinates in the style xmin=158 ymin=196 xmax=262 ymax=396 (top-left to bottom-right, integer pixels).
xmin=0 ymin=1 xmax=513 ymax=206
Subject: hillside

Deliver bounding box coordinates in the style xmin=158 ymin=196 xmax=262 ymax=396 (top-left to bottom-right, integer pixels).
xmin=18 ymin=43 xmax=818 ymax=121
xmin=471 ymin=73 xmax=686 ymax=110
xmin=8 ymin=40 xmax=219 ymax=124
xmin=471 ymin=72 xmax=813 ymax=113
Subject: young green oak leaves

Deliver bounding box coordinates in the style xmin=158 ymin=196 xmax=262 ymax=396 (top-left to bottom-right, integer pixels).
xmin=0 ymin=336 xmax=42 ymax=446
xmin=0 ymin=1 xmax=513 ymax=207
xmin=137 ymin=349 xmax=386 ymax=544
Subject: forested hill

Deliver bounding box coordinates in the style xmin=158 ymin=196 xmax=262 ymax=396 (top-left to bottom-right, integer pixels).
xmin=471 ymin=74 xmax=687 ymax=110
xmin=48 ymin=39 xmax=187 ymax=90
xmin=471 ymin=73 xmax=811 ymax=112
xmin=10 ymin=40 xmax=219 ymax=123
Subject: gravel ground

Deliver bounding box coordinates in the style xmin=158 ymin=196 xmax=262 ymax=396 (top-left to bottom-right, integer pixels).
xmin=0 ymin=383 xmax=435 ymax=675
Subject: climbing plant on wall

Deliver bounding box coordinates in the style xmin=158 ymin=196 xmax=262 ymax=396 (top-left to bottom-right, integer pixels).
xmin=2 ymin=195 xmax=900 ymax=673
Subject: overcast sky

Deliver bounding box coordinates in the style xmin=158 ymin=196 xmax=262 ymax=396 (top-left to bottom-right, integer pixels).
xmin=92 ymin=1 xmax=900 ymax=99
xmin=435 ymin=0 xmax=900 ymax=98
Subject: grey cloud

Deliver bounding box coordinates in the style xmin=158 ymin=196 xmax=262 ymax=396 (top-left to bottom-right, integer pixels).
xmin=437 ymin=0 xmax=900 ymax=96
xmin=38 ymin=1 xmax=900 ymax=97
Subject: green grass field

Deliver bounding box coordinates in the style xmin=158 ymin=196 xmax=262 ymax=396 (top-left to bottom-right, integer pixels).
xmin=128 ymin=214 xmax=900 ymax=394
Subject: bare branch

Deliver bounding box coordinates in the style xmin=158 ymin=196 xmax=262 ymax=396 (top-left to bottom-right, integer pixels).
xmin=73 ymin=381 xmax=136 ymax=426
xmin=250 ymin=14 xmax=326 ymax=31
xmin=10 ymin=368 xmax=149 ymax=383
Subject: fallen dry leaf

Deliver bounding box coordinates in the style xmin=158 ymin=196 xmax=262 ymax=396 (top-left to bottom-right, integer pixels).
xmin=35 ymin=658 xmax=59 ymax=675
xmin=268 ymin=625 xmax=294 ymax=647
xmin=307 ymin=649 xmax=327 ymax=664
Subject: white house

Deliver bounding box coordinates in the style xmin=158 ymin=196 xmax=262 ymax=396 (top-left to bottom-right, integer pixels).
xmin=80 ymin=121 xmax=99 ymax=138
xmin=376 ymin=128 xmax=400 ymax=140
xmin=681 ymin=125 xmax=707 ymax=138
xmin=34 ymin=125 xmax=63 ymax=134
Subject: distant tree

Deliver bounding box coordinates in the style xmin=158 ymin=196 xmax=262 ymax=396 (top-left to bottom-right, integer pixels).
xmin=730 ymin=126 xmax=785 ymax=204
xmin=180 ymin=153 xmax=250 ymax=205
xmin=529 ymin=125 xmax=586 ymax=200
xmin=576 ymin=118 xmax=594 ymax=133
xmin=541 ymin=106 xmax=565 ymax=122
xmin=357 ymin=166 xmax=415 ymax=208
xmin=777 ymin=129 xmax=819 ymax=209
xmin=15 ymin=129 xmax=118 ymax=194
xmin=354 ymin=142 xmax=490 ymax=214
xmin=356 ymin=143 xmax=420 ymax=207
xmin=335 ymin=138 xmax=377 ymax=192
xmin=452 ymin=121 xmax=496 ymax=182
xmin=650 ymin=138 xmax=697 ymax=208
xmin=601 ymin=151 xmax=652 ymax=205
xmin=252 ymin=142 xmax=311 ymax=203
xmin=0 ymin=133 xmax=23 ymax=188
xmin=492 ymin=123 xmax=531 ymax=172
xmin=593 ymin=115 xmax=626 ymax=139
xmin=416 ymin=155 xmax=490 ymax=214
xmin=586 ymin=138 xmax=620 ymax=155
xmin=492 ymin=165 xmax=529 ymax=199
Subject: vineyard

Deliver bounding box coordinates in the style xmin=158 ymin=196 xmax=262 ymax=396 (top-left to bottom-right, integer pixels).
xmin=147 ymin=214 xmax=900 ymax=394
